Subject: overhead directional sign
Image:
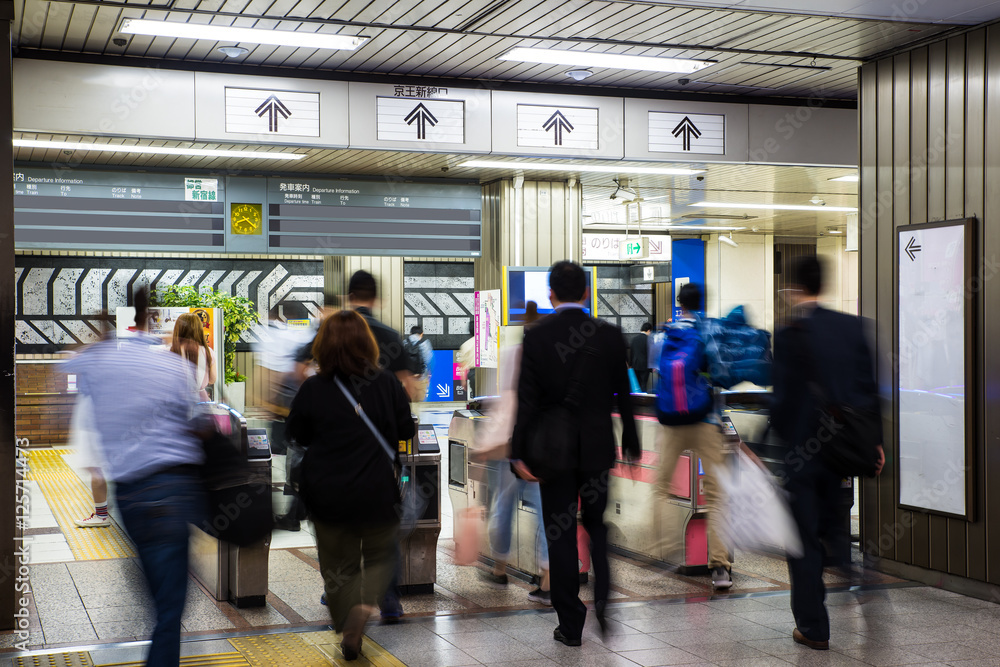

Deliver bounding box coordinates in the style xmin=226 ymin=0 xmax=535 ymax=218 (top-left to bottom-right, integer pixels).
xmin=255 ymin=95 xmax=291 ymax=133
xmin=225 ymin=87 xmax=320 ymax=137
xmin=583 ymin=233 xmax=670 ymax=262
xmin=649 ymin=111 xmax=725 ymax=154
xmin=619 ymin=236 xmax=650 ymax=260
xmin=518 ymin=104 xmax=598 ymax=150
xmin=377 ymin=97 xmax=465 ymax=143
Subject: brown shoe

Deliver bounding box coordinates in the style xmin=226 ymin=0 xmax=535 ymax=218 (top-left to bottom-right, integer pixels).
xmin=793 ymin=628 xmax=829 ymax=650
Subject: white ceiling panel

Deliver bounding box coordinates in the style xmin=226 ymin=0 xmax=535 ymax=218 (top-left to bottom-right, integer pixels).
xmin=644 ymin=0 xmax=1000 ymax=24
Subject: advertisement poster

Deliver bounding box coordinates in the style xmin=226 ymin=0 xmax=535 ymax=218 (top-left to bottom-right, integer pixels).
xmin=475 ymin=290 xmax=500 ymax=369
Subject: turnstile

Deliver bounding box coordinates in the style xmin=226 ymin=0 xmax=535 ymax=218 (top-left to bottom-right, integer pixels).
xmin=398 ymin=423 xmax=442 ymax=594
xmin=189 ymin=404 xmax=272 ymax=608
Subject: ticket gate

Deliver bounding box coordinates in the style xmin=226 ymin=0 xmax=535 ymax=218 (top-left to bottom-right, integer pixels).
xmin=189 ymin=404 xmax=272 ymax=608
xmin=398 ymin=423 xmax=442 ymax=594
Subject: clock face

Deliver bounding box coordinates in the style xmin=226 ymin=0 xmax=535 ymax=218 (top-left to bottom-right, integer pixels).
xmin=231 ymin=203 xmax=263 ymax=235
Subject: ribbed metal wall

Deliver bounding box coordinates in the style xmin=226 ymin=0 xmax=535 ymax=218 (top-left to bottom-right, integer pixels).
xmin=860 ymin=27 xmax=995 ymax=585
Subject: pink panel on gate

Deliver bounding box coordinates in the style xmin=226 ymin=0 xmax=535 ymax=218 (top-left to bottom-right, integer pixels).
xmin=684 ymin=517 xmax=709 ymax=567
xmin=670 ymin=454 xmax=691 ymax=499
xmin=577 ymin=524 xmax=591 ymax=574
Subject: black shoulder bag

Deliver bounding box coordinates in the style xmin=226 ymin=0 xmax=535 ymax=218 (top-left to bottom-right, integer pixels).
xmin=523 ymin=343 xmax=598 ymax=480
xmin=798 ymin=323 xmax=881 ymax=478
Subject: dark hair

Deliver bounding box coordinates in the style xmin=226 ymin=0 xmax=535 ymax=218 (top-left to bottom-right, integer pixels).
xmin=281 ymin=300 xmax=307 ymax=321
xmin=792 ymin=256 xmax=823 ymax=296
xmin=410 ymin=325 xmax=423 ymax=335
xmin=548 ymin=261 xmax=587 ymax=303
xmin=348 ymin=270 xmax=377 ymax=303
xmin=677 ymin=283 xmax=703 ymax=312
xmin=641 ymin=322 xmax=653 ymax=332
xmin=312 ymin=309 xmax=379 ymax=380
xmin=133 ymin=286 xmax=149 ymax=328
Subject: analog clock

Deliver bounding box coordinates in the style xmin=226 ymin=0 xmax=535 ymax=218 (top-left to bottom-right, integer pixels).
xmin=231 ymin=203 xmax=263 ymax=235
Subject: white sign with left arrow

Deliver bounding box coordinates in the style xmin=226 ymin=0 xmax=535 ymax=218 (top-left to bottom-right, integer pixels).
xmin=376 ymin=97 xmax=465 ymax=143
xmin=224 ymin=87 xmax=320 ymax=137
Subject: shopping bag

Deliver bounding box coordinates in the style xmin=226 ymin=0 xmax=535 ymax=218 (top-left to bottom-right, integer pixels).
xmin=627 ymin=367 xmax=642 ymax=394
xmin=718 ymin=450 xmax=803 ymax=558
xmin=454 ymin=507 xmax=484 ymax=566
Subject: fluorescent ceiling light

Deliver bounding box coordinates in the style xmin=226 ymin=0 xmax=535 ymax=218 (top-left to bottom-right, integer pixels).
xmin=119 ymin=18 xmax=369 ymax=51
xmin=691 ymin=201 xmax=857 ymax=212
xmin=829 ymin=174 xmax=859 ymax=182
xmin=14 ymin=139 xmax=306 ymax=161
xmin=499 ymin=47 xmax=714 ymax=74
xmin=461 ymin=160 xmax=703 ymax=176
xmin=584 ymin=223 xmax=747 ymax=231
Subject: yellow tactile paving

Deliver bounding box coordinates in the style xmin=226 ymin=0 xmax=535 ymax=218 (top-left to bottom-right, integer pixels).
xmin=231 ymin=632 xmax=406 ymax=667
xmin=26 ymin=449 xmax=136 ymax=560
xmin=102 ymin=654 xmax=249 ymax=667
xmin=13 ymin=651 xmax=93 ymax=667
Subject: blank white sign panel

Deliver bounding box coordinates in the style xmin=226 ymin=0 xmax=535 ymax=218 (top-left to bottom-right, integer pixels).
xmin=225 ymin=88 xmax=320 ymax=137
xmin=517 ymin=104 xmax=599 ymax=150
xmin=649 ymin=111 xmax=725 ymax=154
xmin=898 ymin=223 xmax=967 ymax=516
xmin=376 ymin=97 xmax=465 ymax=143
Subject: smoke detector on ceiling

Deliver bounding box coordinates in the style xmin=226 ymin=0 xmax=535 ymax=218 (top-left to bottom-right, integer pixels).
xmin=565 ymin=69 xmax=593 ymax=81
xmin=218 ymin=46 xmax=249 ymax=58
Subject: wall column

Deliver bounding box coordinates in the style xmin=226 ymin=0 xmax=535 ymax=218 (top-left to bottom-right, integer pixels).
xmin=0 ymin=0 xmax=17 ymax=629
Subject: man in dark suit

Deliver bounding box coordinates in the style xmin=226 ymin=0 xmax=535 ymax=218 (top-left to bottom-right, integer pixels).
xmin=772 ymin=256 xmax=884 ymax=651
xmin=629 ymin=322 xmax=653 ymax=392
xmin=511 ymin=261 xmax=640 ymax=647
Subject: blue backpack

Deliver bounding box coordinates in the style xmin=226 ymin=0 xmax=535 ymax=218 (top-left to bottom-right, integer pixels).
xmin=656 ymin=323 xmax=714 ymax=426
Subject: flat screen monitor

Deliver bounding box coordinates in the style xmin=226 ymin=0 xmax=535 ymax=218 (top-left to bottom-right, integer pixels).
xmin=503 ymin=266 xmax=597 ymax=324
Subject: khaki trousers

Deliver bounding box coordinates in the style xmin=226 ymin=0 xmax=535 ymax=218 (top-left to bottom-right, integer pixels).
xmin=313 ymin=519 xmax=399 ymax=633
xmin=656 ymin=421 xmax=731 ymax=570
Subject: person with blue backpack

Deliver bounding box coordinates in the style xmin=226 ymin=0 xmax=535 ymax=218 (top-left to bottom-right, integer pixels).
xmin=655 ymin=282 xmax=733 ymax=590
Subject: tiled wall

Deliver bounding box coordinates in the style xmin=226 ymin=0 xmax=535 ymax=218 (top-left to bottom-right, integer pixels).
xmin=16 ymin=361 xmax=73 ymax=447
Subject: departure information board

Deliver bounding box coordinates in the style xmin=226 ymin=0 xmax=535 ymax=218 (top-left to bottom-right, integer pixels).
xmin=14 ymin=169 xmax=225 ymax=251
xmin=267 ymin=177 xmax=481 ymax=257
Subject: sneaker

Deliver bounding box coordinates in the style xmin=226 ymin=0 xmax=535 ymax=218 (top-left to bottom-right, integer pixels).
xmin=320 ymin=592 xmax=327 ymax=606
xmin=478 ymin=570 xmax=508 ymax=587
xmin=711 ymin=566 xmax=733 ymax=590
xmin=74 ymin=513 xmax=111 ymax=527
xmin=527 ymin=588 xmax=551 ymax=605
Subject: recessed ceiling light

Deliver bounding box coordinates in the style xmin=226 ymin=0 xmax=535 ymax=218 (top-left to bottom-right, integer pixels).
xmin=809 ymin=196 xmax=825 ymax=206
xmin=829 ymin=174 xmax=859 ymax=182
xmin=691 ymin=201 xmax=858 ymax=212
xmin=827 ymin=227 xmax=844 ymax=234
xmin=218 ymin=46 xmax=250 ymax=58
xmin=565 ymin=69 xmax=594 ymax=81
xmin=14 ymin=139 xmax=306 ymax=160
xmin=461 ymin=160 xmax=703 ymax=176
xmin=119 ymin=18 xmax=369 ymax=51
xmin=499 ymin=47 xmax=715 ymax=74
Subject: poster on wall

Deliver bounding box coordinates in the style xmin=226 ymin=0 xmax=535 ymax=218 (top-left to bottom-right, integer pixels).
xmin=475 ymin=290 xmax=500 ymax=369
xmin=897 ymin=218 xmax=975 ymax=519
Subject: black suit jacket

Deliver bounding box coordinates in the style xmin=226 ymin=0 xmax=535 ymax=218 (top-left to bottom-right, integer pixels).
xmin=511 ymin=308 xmax=640 ymax=473
xmin=772 ymin=305 xmax=881 ymax=473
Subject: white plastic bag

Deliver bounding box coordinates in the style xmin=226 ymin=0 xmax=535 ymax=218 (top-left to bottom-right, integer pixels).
xmin=718 ymin=450 xmax=803 ymax=558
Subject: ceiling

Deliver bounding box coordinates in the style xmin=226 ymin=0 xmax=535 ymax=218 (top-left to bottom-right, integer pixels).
xmin=14 ymin=0 xmax=999 ymax=100
xmin=14 ymin=131 xmax=858 ymax=237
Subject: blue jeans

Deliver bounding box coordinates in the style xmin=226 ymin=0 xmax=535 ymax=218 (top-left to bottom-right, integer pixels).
xmin=487 ymin=460 xmax=549 ymax=570
xmin=116 ymin=470 xmax=203 ymax=667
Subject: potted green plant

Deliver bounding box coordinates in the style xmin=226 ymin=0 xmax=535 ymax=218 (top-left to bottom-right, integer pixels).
xmin=153 ymin=285 xmax=259 ymax=413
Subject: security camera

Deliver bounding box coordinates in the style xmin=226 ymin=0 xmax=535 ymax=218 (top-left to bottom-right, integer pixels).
xmin=678 ymin=78 xmax=691 ymax=86
xmin=696 ymin=175 xmax=705 ymax=181
xmin=112 ymin=37 xmax=128 ymax=47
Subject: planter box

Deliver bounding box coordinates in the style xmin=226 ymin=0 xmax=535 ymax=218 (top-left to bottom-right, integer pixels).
xmin=224 ymin=381 xmax=246 ymax=416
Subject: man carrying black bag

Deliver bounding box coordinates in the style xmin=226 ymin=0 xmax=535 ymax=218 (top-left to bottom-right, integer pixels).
xmin=510 ymin=261 xmax=640 ymax=647
xmin=772 ymin=256 xmax=884 ymax=651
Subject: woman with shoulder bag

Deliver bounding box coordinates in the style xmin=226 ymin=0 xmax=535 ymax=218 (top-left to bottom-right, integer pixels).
xmin=286 ymin=309 xmax=415 ymax=661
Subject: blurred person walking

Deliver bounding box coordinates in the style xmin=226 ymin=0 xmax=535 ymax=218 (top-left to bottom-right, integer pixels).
xmin=511 ymin=261 xmax=640 ymax=646
xmin=170 ymin=312 xmax=217 ymax=402
xmin=629 ymin=322 xmax=653 ymax=392
xmin=64 ymin=287 xmax=204 ymax=667
xmin=655 ymin=283 xmax=733 ymax=590
xmin=772 ymin=256 xmax=884 ymax=651
xmin=405 ymin=326 xmax=434 ymax=402
xmin=287 ymin=310 xmax=415 ymax=660
xmin=478 ymin=303 xmax=551 ymax=604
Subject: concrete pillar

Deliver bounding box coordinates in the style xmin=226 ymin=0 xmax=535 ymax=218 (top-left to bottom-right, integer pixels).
xmin=0 ymin=1 xmax=18 ymax=630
